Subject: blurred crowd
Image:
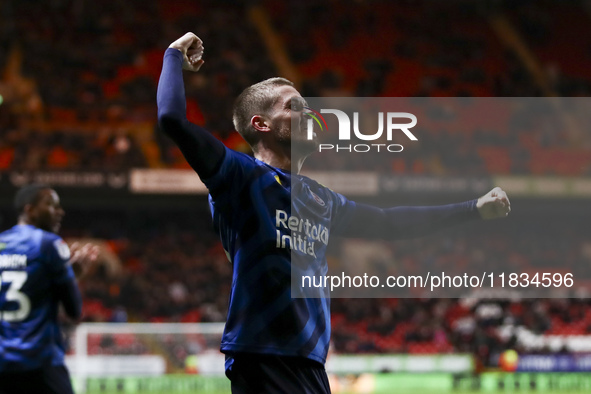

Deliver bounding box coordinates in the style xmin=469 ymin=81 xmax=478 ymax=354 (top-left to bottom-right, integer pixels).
xmin=0 ymin=128 xmax=145 ymax=171
xmin=2 ymin=1 xmax=591 ymax=174
xmin=2 ymin=0 xmax=591 ymax=371
xmin=1 ymin=0 xmax=273 ymax=170
xmin=331 ymin=297 xmax=591 ymax=369
xmin=53 ymin=207 xmax=591 ymax=368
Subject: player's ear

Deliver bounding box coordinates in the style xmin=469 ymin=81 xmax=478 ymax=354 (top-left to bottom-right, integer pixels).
xmin=22 ymin=203 xmax=35 ymax=220
xmin=251 ymin=115 xmax=271 ymax=133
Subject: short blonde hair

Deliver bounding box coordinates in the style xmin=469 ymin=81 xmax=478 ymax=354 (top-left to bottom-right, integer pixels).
xmin=232 ymin=77 xmax=294 ymax=149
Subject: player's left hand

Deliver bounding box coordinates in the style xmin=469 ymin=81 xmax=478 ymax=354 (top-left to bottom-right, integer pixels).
xmin=69 ymin=242 xmax=100 ymax=280
xmin=477 ymin=187 xmax=511 ymax=219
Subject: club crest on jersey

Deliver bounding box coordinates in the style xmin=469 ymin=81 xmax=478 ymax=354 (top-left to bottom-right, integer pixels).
xmin=0 ymin=242 xmax=6 ymax=252
xmin=53 ymin=239 xmax=71 ymax=260
xmin=310 ymin=191 xmax=325 ymax=206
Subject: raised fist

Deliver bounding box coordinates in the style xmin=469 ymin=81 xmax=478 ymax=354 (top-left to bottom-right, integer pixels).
xmin=169 ymin=32 xmax=205 ymax=72
xmin=477 ymin=187 xmax=511 ymax=219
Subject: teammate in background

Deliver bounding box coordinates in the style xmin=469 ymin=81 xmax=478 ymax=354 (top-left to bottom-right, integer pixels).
xmin=157 ymin=33 xmax=511 ymax=393
xmin=0 ymin=184 xmax=99 ymax=394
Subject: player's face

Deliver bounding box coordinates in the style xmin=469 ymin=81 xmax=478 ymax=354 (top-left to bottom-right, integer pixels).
xmin=267 ymin=85 xmax=319 ymax=155
xmin=29 ymin=189 xmax=65 ymax=233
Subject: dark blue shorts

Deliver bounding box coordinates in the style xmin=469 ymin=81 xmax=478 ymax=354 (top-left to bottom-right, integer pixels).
xmin=0 ymin=364 xmax=74 ymax=394
xmin=228 ymin=353 xmax=331 ymax=394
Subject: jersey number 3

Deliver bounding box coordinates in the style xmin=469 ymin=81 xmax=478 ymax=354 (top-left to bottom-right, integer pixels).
xmin=1 ymin=271 xmax=31 ymax=322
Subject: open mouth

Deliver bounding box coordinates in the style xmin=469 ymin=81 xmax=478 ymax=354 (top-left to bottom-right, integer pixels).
xmin=53 ymin=219 xmax=63 ymax=230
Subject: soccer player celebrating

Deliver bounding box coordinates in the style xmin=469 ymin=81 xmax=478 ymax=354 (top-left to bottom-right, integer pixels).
xmin=157 ymin=33 xmax=511 ymax=393
xmin=0 ymin=184 xmax=98 ymax=394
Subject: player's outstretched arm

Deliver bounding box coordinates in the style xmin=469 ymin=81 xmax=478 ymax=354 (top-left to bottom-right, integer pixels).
xmin=337 ymin=187 xmax=510 ymax=240
xmin=157 ymin=32 xmax=225 ymax=179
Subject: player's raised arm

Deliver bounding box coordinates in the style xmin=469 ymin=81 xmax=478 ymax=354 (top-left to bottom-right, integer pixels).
xmin=157 ymin=32 xmax=226 ymax=179
xmin=335 ymin=187 xmax=511 ymax=240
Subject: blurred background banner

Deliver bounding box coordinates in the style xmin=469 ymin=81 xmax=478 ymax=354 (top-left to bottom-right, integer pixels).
xmin=2 ymin=0 xmax=591 ymax=392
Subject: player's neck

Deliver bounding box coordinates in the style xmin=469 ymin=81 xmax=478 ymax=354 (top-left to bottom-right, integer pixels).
xmin=254 ymin=147 xmax=307 ymax=174
xmin=254 ymin=150 xmax=291 ymax=171
xmin=17 ymin=217 xmax=31 ymax=227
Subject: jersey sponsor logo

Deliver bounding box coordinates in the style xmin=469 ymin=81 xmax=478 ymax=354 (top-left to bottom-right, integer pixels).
xmin=275 ymin=209 xmax=329 ymax=258
xmin=310 ymin=191 xmax=325 ymax=207
xmin=53 ymin=239 xmax=71 ymax=260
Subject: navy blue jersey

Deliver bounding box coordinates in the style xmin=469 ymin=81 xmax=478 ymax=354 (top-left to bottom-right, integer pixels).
xmin=204 ymin=147 xmax=356 ymax=368
xmin=157 ymin=46 xmax=481 ymax=375
xmin=0 ymin=224 xmax=78 ymax=371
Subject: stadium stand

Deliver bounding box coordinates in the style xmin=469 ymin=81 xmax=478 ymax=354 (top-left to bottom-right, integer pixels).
xmin=2 ymin=0 xmax=591 ymax=373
